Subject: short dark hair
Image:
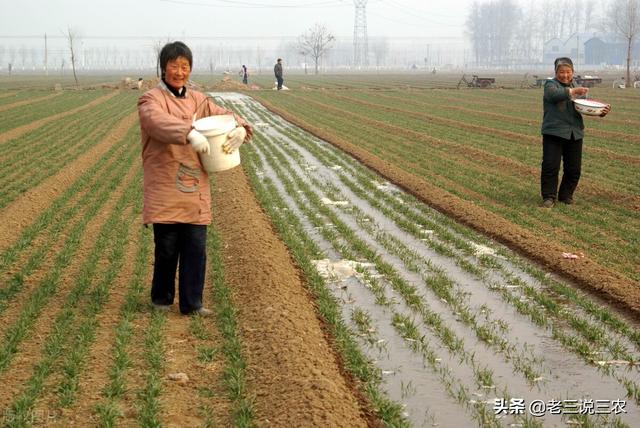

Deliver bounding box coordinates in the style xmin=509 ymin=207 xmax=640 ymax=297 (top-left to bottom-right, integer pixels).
xmin=554 ymin=57 xmax=573 ymax=71
xmin=277 ymin=58 xmax=282 ymax=62
xmin=159 ymin=41 xmax=193 ymax=76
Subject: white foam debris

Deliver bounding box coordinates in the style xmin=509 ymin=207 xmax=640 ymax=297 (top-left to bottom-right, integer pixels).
xmin=329 ymin=165 xmax=343 ymax=171
xmin=419 ymin=228 xmax=435 ymax=235
xmin=595 ymin=360 xmax=633 ymax=366
xmin=254 ymin=122 xmax=269 ymax=128
xmin=321 ymin=197 xmax=349 ymax=206
xmin=312 ymin=259 xmax=376 ymax=281
xmin=381 ymin=370 xmax=395 ymax=375
xmin=304 ymin=164 xmax=318 ymax=172
xmin=470 ymin=243 xmax=497 ymax=256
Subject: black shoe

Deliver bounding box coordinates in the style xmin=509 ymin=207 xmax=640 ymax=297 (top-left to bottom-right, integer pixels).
xmin=187 ymin=307 xmax=213 ymax=317
xmin=152 ymin=303 xmax=171 ymax=312
xmin=542 ymin=198 xmax=555 ymax=208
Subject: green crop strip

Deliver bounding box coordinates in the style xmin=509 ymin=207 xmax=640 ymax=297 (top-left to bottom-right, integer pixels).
xmin=0 ymin=128 xmax=139 ymax=375
xmin=0 ymin=91 xmax=135 ymax=168
xmin=0 ymin=90 xmax=110 ymax=133
xmin=0 ymin=126 xmax=139 ymax=315
xmin=0 ymin=93 xmax=138 ymax=208
xmin=94 ymin=221 xmax=152 ymax=426
xmin=6 ymin=166 xmax=142 ymax=424
xmin=136 ymin=308 xmax=167 ymax=427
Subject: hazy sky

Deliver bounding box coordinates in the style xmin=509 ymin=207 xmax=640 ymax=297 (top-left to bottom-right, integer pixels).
xmin=1 ymin=0 xmax=468 ymax=44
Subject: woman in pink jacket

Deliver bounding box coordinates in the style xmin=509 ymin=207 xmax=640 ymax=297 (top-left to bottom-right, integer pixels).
xmin=138 ymin=41 xmax=251 ymax=316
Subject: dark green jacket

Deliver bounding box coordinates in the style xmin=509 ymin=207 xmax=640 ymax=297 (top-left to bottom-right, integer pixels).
xmin=541 ymin=78 xmax=584 ymax=140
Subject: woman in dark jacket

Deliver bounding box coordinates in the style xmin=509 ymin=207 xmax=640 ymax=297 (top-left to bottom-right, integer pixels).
xmin=540 ymin=57 xmax=610 ymax=208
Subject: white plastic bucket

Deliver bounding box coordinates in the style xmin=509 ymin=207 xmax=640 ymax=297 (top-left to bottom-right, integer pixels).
xmin=193 ymin=114 xmax=239 ymax=173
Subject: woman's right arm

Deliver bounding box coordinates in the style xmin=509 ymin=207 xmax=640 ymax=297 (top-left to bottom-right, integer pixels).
xmin=543 ymin=80 xmax=571 ymax=103
xmin=138 ymin=92 xmax=191 ymax=145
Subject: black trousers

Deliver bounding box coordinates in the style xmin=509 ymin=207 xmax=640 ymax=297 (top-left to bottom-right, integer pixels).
xmin=151 ymin=223 xmax=207 ymax=314
xmin=540 ymin=133 xmax=583 ymax=201
xmin=276 ymin=76 xmax=283 ymax=90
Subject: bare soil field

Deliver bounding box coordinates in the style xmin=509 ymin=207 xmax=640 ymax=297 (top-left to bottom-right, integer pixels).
xmin=0 ymin=80 xmax=638 ymax=427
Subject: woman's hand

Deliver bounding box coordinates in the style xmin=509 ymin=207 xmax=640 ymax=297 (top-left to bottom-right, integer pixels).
xmin=600 ymin=104 xmax=611 ymax=117
xmin=570 ymin=87 xmax=589 ymax=98
xmin=187 ymin=129 xmax=210 ymax=155
xmin=222 ymin=127 xmax=247 ymax=154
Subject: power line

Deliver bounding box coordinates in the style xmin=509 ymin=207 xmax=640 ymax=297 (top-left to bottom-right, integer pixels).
xmin=364 ymin=0 xmax=463 ymax=29
xmin=159 ymin=0 xmax=348 ymax=8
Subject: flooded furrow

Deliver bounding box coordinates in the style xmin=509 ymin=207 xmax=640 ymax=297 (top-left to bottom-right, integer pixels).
xmin=213 ymin=93 xmax=639 ymax=427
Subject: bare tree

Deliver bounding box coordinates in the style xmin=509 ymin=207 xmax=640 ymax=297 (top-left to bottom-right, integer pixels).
xmin=153 ymin=38 xmax=173 ymax=77
xmin=607 ymin=0 xmax=640 ymax=86
xmin=153 ymin=40 xmax=164 ymax=77
xmin=466 ymin=1 xmax=482 ymax=65
xmin=584 ymin=0 xmax=596 ymax=30
xmin=465 ymin=0 xmax=520 ymax=66
xmin=66 ymin=27 xmax=80 ymax=86
xmin=297 ymin=24 xmax=335 ymax=75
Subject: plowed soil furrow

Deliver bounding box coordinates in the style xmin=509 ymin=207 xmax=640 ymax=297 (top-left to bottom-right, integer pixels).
xmin=0 ymin=92 xmax=60 ymax=113
xmin=0 ymin=110 xmax=138 ymax=255
xmin=253 ymin=96 xmax=640 ymax=317
xmin=212 ymin=167 xmax=370 ymax=427
xmin=0 ymin=153 xmax=139 ymax=410
xmin=156 ymin=313 xmax=220 ymax=427
xmin=0 ymin=91 xmax=118 ymax=145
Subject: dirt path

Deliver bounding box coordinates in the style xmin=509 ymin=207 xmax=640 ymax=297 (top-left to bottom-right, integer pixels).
xmin=212 ymin=167 xmax=372 ymax=427
xmin=254 ymin=96 xmax=640 ymax=318
xmin=0 ymin=110 xmax=138 ymax=255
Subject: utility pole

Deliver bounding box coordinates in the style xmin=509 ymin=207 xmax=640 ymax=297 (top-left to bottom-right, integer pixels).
xmin=353 ymin=0 xmax=368 ymax=68
xmin=44 ymin=33 xmax=48 ymax=76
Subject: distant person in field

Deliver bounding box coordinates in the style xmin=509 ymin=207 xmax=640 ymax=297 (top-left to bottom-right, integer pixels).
xmin=241 ymin=64 xmax=248 ymax=85
xmin=137 ymin=41 xmax=252 ymax=316
xmin=274 ymin=58 xmax=284 ymax=90
xmin=539 ymin=57 xmax=610 ymax=208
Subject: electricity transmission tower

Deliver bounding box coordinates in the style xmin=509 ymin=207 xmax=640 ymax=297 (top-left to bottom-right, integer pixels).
xmin=353 ymin=0 xmax=368 ymax=67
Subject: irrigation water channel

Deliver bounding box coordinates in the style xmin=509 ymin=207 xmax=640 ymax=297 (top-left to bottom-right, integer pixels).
xmin=211 ymin=93 xmax=640 ymax=427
